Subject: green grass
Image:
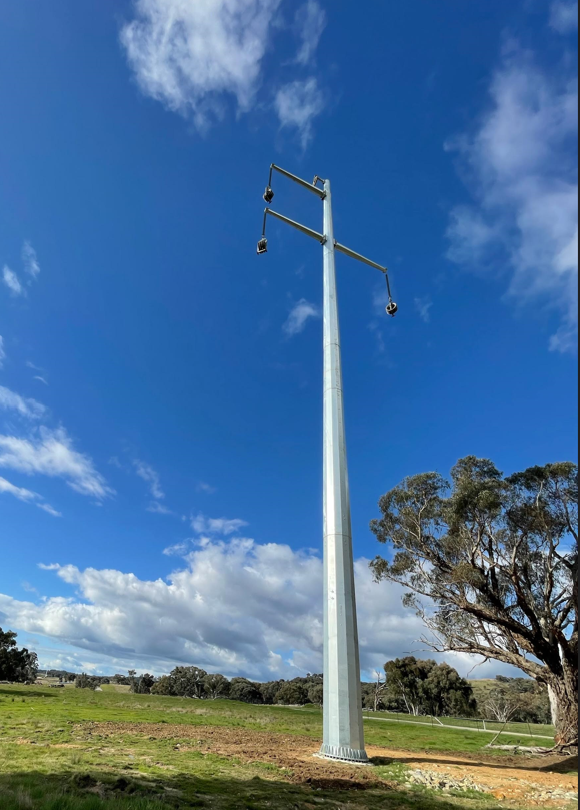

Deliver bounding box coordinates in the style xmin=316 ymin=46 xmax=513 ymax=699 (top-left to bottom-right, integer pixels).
xmin=362 ymin=710 xmax=555 ymax=740
xmin=0 ymin=685 xmax=566 ymax=810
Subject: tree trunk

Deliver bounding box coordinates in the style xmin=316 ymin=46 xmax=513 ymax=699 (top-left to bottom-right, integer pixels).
xmin=548 ymin=677 xmax=578 ymax=748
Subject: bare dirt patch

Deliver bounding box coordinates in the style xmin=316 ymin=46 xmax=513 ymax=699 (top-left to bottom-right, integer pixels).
xmin=75 ymin=722 xmax=578 ymax=806
xmin=365 ymin=746 xmax=578 ymax=806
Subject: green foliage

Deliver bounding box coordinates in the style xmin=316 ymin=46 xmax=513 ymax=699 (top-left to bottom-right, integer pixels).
xmin=75 ymin=674 xmax=98 ymax=690
xmin=203 ymin=673 xmax=231 ymax=700
xmin=371 ymin=457 xmax=578 ymax=745
xmin=131 ymin=673 xmax=155 ymax=694
xmin=383 ymin=658 xmax=475 ymax=718
xmin=229 ymin=677 xmax=264 ymax=704
xmin=0 ymin=628 xmax=38 ymax=684
xmin=485 ymin=677 xmax=552 ymax=724
xmin=307 ymin=682 xmax=324 ymax=706
xmin=260 ymin=680 xmax=285 ymax=705
xmin=150 ymin=675 xmax=174 ymax=696
xmin=275 ymin=680 xmax=310 ymax=705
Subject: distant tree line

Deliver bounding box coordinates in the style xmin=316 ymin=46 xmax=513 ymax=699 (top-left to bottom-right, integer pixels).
xmin=71 ymin=657 xmax=550 ymax=725
xmin=482 ymin=676 xmax=551 ymax=725
xmin=150 ymin=668 xmax=324 ymax=706
xmin=6 ymin=620 xmax=549 ymax=726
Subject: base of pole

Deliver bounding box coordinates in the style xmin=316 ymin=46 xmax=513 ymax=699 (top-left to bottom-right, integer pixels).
xmin=316 ymin=744 xmax=370 ymax=765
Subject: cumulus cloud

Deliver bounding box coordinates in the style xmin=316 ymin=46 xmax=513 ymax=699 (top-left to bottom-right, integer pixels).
xmin=445 ymin=40 xmax=578 ymax=353
xmin=283 ymin=298 xmax=320 ymax=337
xmin=191 ymin=514 xmax=249 ymax=536
xmin=121 ymin=0 xmax=282 ymax=130
xmin=414 ymin=297 xmax=433 ymax=324
xmin=22 ymin=241 xmax=41 ymax=279
xmin=0 ymin=427 xmax=113 ymax=500
xmin=134 ymin=459 xmax=164 ymax=500
xmin=2 ymin=266 xmax=25 ymax=297
xmin=550 ymin=0 xmax=579 ymax=33
xmin=0 ymin=538 xmax=512 ymax=680
xmin=275 ymin=78 xmax=325 ymax=148
xmin=0 ymin=385 xmax=47 ymax=420
xmin=294 ymin=1 xmax=327 ymax=66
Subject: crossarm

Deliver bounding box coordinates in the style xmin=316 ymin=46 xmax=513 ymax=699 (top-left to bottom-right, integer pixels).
xmin=270 ymin=164 xmax=327 ymax=199
xmin=334 ymin=241 xmax=387 ymax=274
xmin=265 ymin=208 xmax=327 ymax=244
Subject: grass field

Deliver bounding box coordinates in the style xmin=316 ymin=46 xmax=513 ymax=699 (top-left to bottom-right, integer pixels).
xmin=362 ymin=710 xmax=555 ymax=739
xmin=0 ymin=685 xmax=575 ymax=810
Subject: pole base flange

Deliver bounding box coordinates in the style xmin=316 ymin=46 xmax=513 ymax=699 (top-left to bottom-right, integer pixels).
xmin=317 ymin=744 xmax=370 ymax=765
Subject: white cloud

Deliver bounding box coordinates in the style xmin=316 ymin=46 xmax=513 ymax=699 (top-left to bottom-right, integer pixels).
xmin=134 ymin=459 xmax=164 ymax=500
xmin=0 ymin=538 xmax=510 ymax=680
xmin=0 ymin=385 xmax=47 ymax=420
xmin=36 ymin=503 xmax=63 ymax=518
xmin=275 ymin=78 xmax=325 ymax=148
xmin=163 ymin=541 xmax=190 ymax=557
xmin=34 ymin=376 xmax=49 ymax=386
xmin=0 ymin=475 xmax=60 ymax=517
xmin=446 ymin=40 xmax=578 ymax=353
xmin=283 ymin=298 xmax=320 ymax=337
xmin=368 ymin=321 xmax=385 ymax=354
xmin=22 ymin=241 xmax=41 ymax=279
xmin=0 ymin=476 xmax=38 ymax=503
xmin=121 ymin=0 xmax=282 ymax=130
xmin=550 ymin=1 xmax=579 ymax=33
xmin=0 ymin=337 xmax=5 ymax=369
xmin=191 ymin=514 xmax=249 ymax=536
xmin=147 ymin=501 xmax=174 ymax=516
xmin=445 ymin=207 xmax=497 ymax=266
xmin=414 ymin=296 xmax=433 ymax=324
xmin=295 ymin=1 xmax=327 ymax=66
xmin=2 ymin=266 xmax=25 ymax=297
xmin=0 ymin=427 xmax=113 ymax=500
xmin=197 ymin=481 xmax=217 ymax=495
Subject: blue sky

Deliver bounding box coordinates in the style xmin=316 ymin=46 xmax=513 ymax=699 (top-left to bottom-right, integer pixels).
xmin=0 ymin=0 xmax=577 ymax=681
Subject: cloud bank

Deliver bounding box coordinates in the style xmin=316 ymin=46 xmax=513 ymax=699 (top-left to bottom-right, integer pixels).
xmin=0 ymin=537 xmax=519 ymax=681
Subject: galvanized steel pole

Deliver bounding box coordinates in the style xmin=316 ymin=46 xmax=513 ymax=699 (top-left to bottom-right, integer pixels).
xmin=258 ymin=165 xmax=398 ymax=764
xmin=319 ymin=180 xmax=368 ymax=764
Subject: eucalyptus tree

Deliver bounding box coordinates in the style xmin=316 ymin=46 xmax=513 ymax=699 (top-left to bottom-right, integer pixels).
xmin=371 ymin=458 xmax=578 ymax=747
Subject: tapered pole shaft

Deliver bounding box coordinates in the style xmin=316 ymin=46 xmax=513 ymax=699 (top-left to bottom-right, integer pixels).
xmin=320 ymin=180 xmax=368 ymax=764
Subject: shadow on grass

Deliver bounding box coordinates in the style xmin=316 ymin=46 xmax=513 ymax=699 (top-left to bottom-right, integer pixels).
xmin=370 ymin=752 xmax=578 ymax=775
xmin=0 ymin=769 xmax=501 ymax=810
xmin=0 ymin=688 xmax=59 ymax=699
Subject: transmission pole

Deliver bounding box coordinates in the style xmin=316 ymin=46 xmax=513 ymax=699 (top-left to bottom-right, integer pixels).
xmin=258 ymin=165 xmax=397 ymax=763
